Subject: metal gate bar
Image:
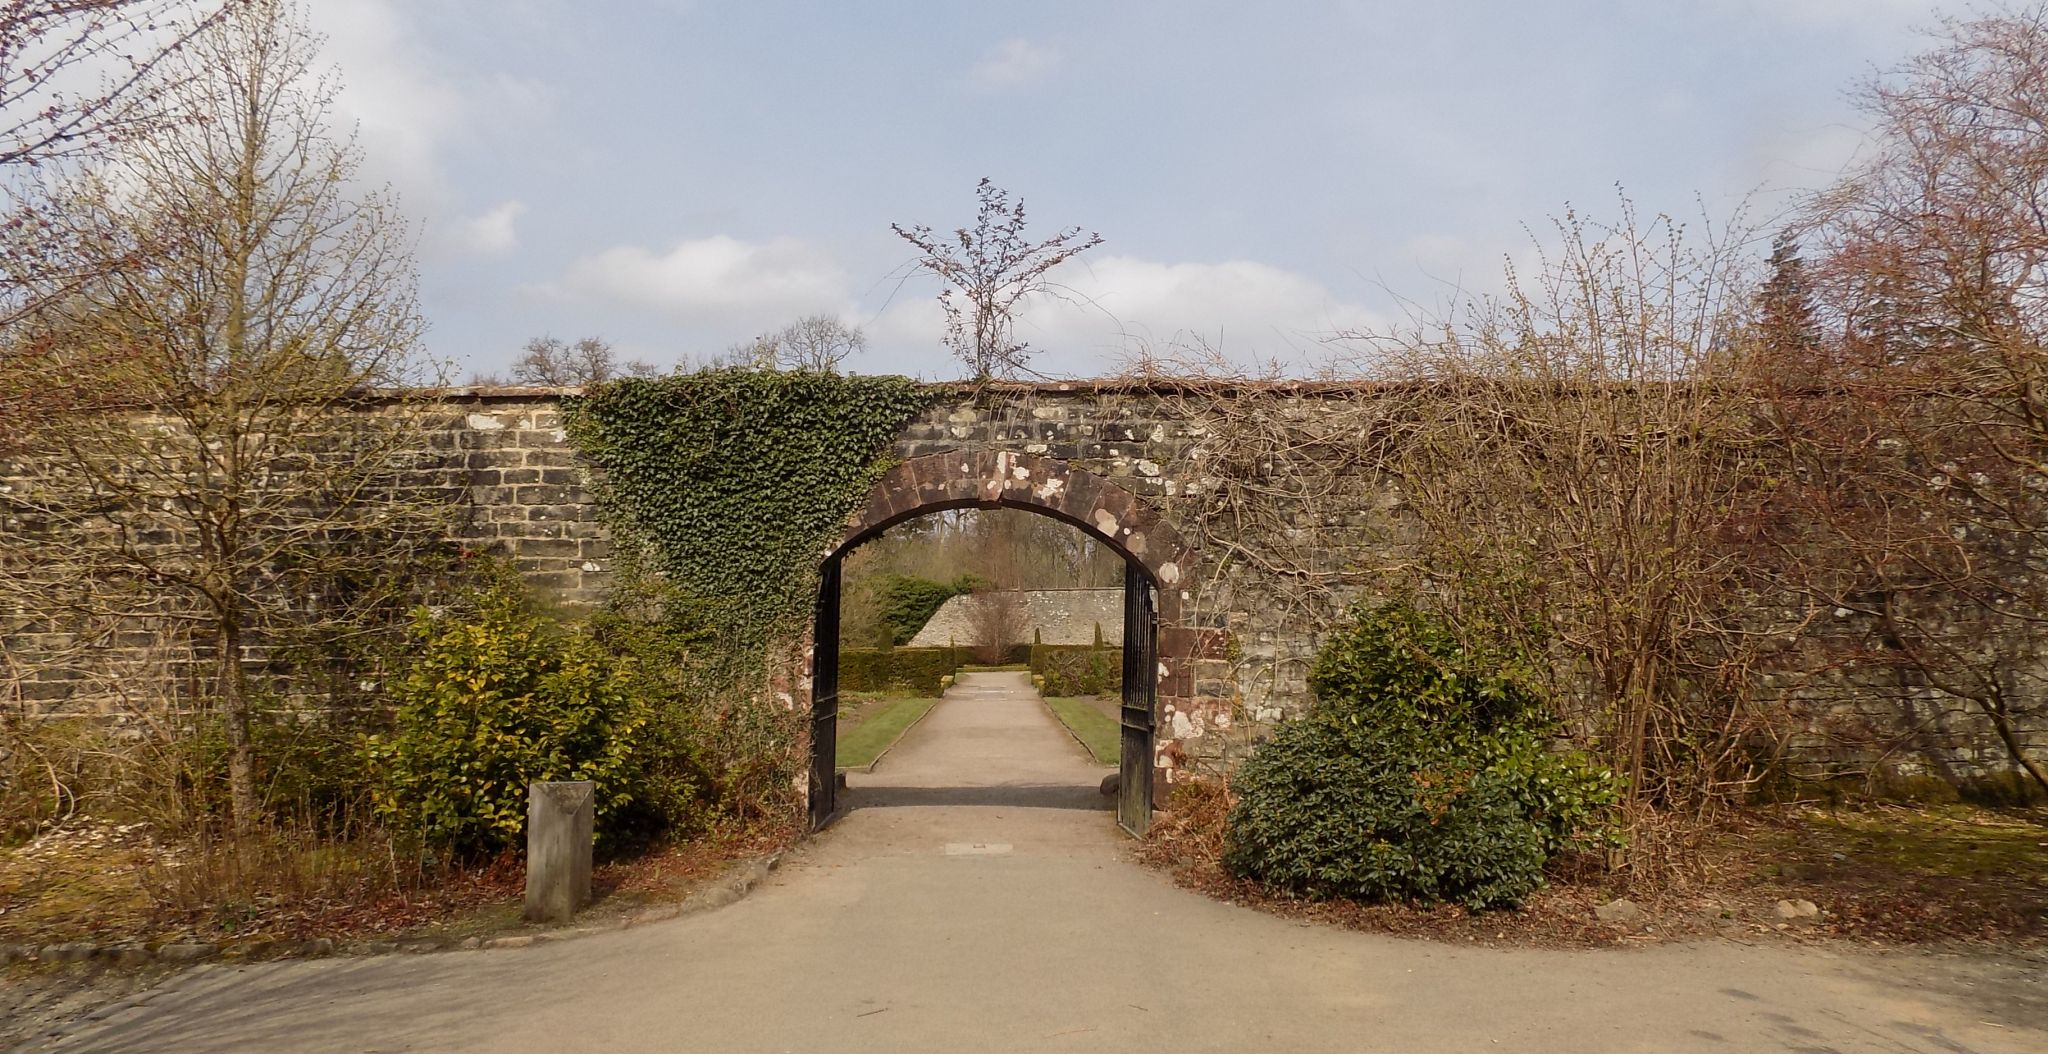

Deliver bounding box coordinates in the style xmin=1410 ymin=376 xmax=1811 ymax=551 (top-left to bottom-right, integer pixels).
xmin=1118 ymin=563 xmax=1157 ymax=836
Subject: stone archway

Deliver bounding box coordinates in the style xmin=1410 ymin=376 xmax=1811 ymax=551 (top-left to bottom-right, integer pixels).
xmin=809 ymin=450 xmax=1213 ymax=836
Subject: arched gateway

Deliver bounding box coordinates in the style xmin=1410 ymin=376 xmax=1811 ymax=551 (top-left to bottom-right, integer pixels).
xmin=809 ymin=450 xmax=1198 ymax=836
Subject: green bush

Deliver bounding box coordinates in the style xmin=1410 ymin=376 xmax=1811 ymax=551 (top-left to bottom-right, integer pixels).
xmin=837 ymin=646 xmax=961 ymax=695
xmin=1222 ymin=603 xmax=1615 ymax=909
xmin=366 ymin=585 xmax=653 ymax=855
xmin=837 ymin=648 xmax=895 ymax=693
xmin=1030 ymin=644 xmax=1121 ymax=696
xmin=889 ymin=647 xmax=961 ymax=694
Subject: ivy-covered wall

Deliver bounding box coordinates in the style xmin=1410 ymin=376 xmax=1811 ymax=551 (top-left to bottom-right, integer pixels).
xmin=561 ymin=371 xmax=935 ymax=671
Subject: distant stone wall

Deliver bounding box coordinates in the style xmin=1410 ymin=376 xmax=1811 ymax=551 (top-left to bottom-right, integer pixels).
xmin=908 ymin=589 xmax=1124 ymax=649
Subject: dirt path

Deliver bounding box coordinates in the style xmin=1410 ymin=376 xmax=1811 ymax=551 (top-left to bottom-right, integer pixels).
xmin=20 ymin=672 xmax=2045 ymax=1053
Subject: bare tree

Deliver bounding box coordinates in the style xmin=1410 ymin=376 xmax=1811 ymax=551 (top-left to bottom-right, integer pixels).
xmin=725 ymin=314 xmax=866 ymax=373
xmin=504 ymin=335 xmax=657 ymax=387
xmin=0 ymin=0 xmax=240 ymax=167
xmin=1780 ymin=4 xmax=2048 ymax=796
xmin=1 ymin=0 xmax=443 ymax=829
xmin=892 ymin=178 xmax=1101 ymax=380
xmin=966 ymin=590 xmax=1026 ymax=665
xmin=0 ymin=1 xmax=245 ymax=449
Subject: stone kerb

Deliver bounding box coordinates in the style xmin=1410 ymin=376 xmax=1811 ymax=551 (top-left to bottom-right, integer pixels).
xmin=835 ymin=449 xmax=1225 ymax=786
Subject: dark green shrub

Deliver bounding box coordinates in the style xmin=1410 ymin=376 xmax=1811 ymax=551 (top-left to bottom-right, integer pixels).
xmin=888 ymin=647 xmax=961 ymax=694
xmin=1030 ymin=644 xmax=1121 ymax=696
xmin=836 ymin=646 xmax=960 ymax=695
xmin=367 ymin=585 xmax=652 ymax=854
xmin=837 ymin=648 xmax=895 ymax=692
xmin=1223 ymin=603 xmax=1615 ymax=909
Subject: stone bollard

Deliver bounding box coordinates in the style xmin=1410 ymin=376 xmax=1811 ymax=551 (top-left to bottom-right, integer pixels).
xmin=524 ymin=781 xmax=594 ymax=924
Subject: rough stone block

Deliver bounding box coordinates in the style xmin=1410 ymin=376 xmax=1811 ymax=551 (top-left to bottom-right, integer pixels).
xmin=524 ymin=780 xmax=595 ymax=924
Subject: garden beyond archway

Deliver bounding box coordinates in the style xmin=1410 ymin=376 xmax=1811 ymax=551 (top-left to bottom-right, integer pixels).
xmin=809 ymin=451 xmax=1199 ymax=836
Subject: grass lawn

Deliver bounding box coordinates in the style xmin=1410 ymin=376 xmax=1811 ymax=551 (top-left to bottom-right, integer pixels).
xmin=1044 ymin=695 xmax=1120 ymax=765
xmin=836 ymin=693 xmax=942 ymax=769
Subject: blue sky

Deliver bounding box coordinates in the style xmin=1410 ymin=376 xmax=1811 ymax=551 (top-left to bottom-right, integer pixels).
xmin=310 ymin=0 xmax=1953 ymax=380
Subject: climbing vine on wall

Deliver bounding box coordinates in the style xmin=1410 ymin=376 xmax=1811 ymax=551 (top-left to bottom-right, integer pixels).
xmin=563 ymin=369 xmax=937 ymax=663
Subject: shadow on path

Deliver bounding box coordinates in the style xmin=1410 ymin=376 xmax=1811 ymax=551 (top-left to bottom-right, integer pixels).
xmin=842 ymin=783 xmax=1110 ymax=812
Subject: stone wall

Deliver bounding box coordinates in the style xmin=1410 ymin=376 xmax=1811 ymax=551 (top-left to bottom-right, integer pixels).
xmin=4 ymin=380 xmax=2042 ymax=794
xmin=907 ymin=589 xmax=1125 ymax=648
xmin=440 ymin=393 xmax=611 ymax=607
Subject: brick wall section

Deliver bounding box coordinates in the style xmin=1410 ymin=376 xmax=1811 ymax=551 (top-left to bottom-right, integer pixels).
xmin=442 ymin=393 xmax=610 ymax=607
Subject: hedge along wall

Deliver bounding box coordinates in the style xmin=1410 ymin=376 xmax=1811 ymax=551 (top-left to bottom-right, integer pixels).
xmin=838 ymin=647 xmax=963 ymax=696
xmin=1031 ymin=644 xmax=1122 ymax=697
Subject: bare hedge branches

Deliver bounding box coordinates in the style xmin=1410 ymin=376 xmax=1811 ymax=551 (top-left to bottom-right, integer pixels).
xmin=1361 ymin=203 xmax=1784 ymax=831
xmin=1130 ymin=202 xmax=1790 ymax=871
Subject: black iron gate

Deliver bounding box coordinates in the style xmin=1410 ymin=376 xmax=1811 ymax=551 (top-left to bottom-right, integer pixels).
xmin=808 ymin=555 xmax=841 ymax=830
xmin=1118 ymin=563 xmax=1157 ymax=837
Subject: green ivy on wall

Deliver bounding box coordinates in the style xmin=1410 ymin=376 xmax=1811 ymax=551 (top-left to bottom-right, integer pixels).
xmin=563 ymin=369 xmax=937 ymax=659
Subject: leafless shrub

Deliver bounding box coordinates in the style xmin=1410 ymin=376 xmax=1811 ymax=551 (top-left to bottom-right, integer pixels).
xmin=1128 ymin=200 xmax=1788 ymax=874
xmin=893 ymin=178 xmax=1102 ymax=380
xmin=966 ymin=590 xmax=1026 ymax=665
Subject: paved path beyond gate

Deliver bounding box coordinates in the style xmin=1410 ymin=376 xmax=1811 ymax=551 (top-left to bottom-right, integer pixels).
xmin=28 ymin=672 xmax=2044 ymax=1053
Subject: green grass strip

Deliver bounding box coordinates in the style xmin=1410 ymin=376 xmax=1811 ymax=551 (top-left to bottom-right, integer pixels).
xmin=1043 ymin=696 xmax=1121 ymax=766
xmin=836 ymin=694 xmax=944 ymax=770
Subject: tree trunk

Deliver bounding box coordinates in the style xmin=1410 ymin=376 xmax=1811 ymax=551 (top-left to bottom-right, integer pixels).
xmin=1986 ymin=702 xmax=2048 ymax=800
xmin=218 ymin=615 xmax=257 ymax=831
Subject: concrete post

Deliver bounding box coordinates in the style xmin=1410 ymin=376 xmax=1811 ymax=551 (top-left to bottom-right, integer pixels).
xmin=524 ymin=780 xmax=594 ymax=924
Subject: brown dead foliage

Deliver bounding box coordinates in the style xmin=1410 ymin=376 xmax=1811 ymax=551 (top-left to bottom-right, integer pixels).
xmin=0 ymin=817 xmax=800 ymax=949
xmin=1139 ymin=776 xmax=2048 ymax=950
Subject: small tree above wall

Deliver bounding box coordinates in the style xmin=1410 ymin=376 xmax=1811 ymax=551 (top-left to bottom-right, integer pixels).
xmin=892 ymin=179 xmax=1102 ymax=381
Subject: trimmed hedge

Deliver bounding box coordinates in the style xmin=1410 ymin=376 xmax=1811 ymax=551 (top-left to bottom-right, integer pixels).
xmin=1030 ymin=643 xmax=1121 ymax=696
xmin=838 ymin=646 xmax=964 ymax=696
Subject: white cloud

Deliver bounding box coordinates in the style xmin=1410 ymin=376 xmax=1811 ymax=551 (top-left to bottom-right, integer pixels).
xmin=871 ymin=254 xmax=1386 ymax=373
xmin=970 ymin=38 xmax=1062 ymax=87
xmin=310 ymin=0 xmax=467 ymax=198
xmin=556 ymin=235 xmax=856 ymax=323
xmin=451 ymin=200 xmax=528 ymax=255
xmin=308 ymin=0 xmax=553 ymax=250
